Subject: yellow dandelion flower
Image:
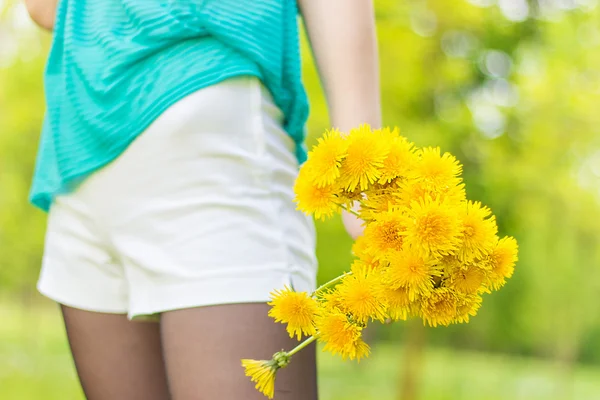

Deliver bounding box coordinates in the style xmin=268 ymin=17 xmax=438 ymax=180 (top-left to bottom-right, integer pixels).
xmin=337 ymin=187 xmax=365 ymax=207
xmin=360 ymin=188 xmax=398 ymax=222
xmin=305 ymin=129 xmax=348 ymax=187
xmin=377 ymin=129 xmax=416 ymax=184
xmin=350 ymin=257 xmax=382 ymax=273
xmin=352 ymin=339 xmax=371 ymax=362
xmin=386 ymin=286 xmax=412 ymax=321
xmin=339 ymin=124 xmax=390 ymax=191
xmin=438 ymin=254 xmax=462 ymax=275
xmin=336 ymin=265 xmax=388 ymax=323
xmin=420 ymin=288 xmax=458 ymax=327
xmin=454 ymin=294 xmax=483 ymax=324
xmin=395 ymin=179 xmax=467 ymax=211
xmin=352 ymin=235 xmax=370 ymax=257
xmin=384 ymin=248 xmax=439 ymax=300
xmin=362 ymin=209 xmax=407 ymax=256
xmin=316 ymin=310 xmax=371 ymax=361
xmin=319 ymin=289 xmax=345 ymax=312
xmin=268 ymin=287 xmax=318 ymax=340
xmin=394 ymin=180 xmax=424 ymax=208
xmin=459 ymin=201 xmax=498 ymax=262
xmin=448 ymin=264 xmax=486 ymax=295
xmin=411 ymin=147 xmax=463 ymax=189
xmin=446 ymin=183 xmax=468 ymax=205
xmin=403 ymin=196 xmax=463 ymax=257
xmin=371 ymin=179 xmax=403 ymax=191
xmin=374 ymin=126 xmax=401 ymax=140
xmin=241 ymin=358 xmax=279 ymax=399
xmin=294 ymin=170 xmax=340 ymax=220
xmin=352 ymin=237 xmax=380 ymax=269
xmin=487 ymin=236 xmax=518 ymax=290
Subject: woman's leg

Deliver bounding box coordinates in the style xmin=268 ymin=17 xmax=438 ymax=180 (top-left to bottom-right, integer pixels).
xmin=160 ymin=303 xmax=318 ymax=400
xmin=61 ymin=306 xmax=170 ymax=400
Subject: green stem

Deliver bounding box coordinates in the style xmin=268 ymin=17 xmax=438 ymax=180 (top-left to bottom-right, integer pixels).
xmin=339 ymin=203 xmax=361 ymax=218
xmin=312 ymin=271 xmax=352 ymax=296
xmin=287 ymin=335 xmax=318 ymax=357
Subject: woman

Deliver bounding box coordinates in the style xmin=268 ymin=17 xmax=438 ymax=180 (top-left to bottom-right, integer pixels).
xmin=25 ymin=0 xmax=380 ymax=399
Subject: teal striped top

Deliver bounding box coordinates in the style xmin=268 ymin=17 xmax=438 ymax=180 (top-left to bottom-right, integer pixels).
xmin=30 ymin=0 xmax=309 ymax=211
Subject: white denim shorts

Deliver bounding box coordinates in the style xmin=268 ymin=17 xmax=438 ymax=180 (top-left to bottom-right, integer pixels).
xmin=37 ymin=76 xmax=317 ymax=320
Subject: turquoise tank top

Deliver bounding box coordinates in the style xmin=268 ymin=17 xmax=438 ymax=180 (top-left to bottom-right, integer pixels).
xmin=30 ymin=0 xmax=309 ymax=211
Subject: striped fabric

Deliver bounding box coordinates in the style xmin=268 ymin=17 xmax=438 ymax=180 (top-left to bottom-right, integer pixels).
xmin=30 ymin=0 xmax=309 ymax=211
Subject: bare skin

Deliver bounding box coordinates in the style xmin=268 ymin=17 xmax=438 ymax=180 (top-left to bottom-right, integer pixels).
xmin=23 ymin=0 xmax=57 ymax=31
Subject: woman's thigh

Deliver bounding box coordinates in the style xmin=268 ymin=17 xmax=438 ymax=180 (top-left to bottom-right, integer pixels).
xmin=160 ymin=303 xmax=318 ymax=400
xmin=61 ymin=306 xmax=170 ymax=400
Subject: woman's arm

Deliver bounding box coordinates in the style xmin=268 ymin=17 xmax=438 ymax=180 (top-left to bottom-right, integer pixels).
xmin=298 ymin=0 xmax=381 ymax=239
xmin=298 ymin=0 xmax=381 ymax=133
xmin=23 ymin=0 xmax=58 ymax=31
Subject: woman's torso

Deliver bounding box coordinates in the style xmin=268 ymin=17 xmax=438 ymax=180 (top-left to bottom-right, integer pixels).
xmin=31 ymin=0 xmax=309 ymax=211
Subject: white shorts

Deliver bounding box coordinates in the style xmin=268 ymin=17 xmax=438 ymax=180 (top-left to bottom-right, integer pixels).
xmin=37 ymin=76 xmax=317 ymax=320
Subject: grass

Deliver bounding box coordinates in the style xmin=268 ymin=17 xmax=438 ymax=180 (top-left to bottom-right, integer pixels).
xmin=2 ymin=301 xmax=600 ymax=400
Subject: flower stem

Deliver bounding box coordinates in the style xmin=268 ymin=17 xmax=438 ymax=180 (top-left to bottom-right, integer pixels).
xmin=287 ymin=335 xmax=318 ymax=357
xmin=339 ymin=204 xmax=361 ymax=218
xmin=312 ymin=271 xmax=352 ymax=296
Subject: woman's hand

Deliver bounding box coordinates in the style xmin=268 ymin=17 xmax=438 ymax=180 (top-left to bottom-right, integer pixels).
xmin=342 ymin=208 xmax=365 ymax=240
xmin=24 ymin=0 xmax=58 ymax=31
xmin=298 ymin=0 xmax=380 ymax=239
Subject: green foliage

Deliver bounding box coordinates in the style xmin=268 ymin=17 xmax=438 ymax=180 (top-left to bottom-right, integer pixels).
xmin=0 ymin=7 xmax=48 ymax=292
xmin=1 ymin=0 xmax=600 ymax=369
xmin=0 ymin=303 xmax=83 ymax=400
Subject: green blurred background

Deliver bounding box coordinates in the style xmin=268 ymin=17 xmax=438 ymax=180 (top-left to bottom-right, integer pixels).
xmin=2 ymin=0 xmax=600 ymax=399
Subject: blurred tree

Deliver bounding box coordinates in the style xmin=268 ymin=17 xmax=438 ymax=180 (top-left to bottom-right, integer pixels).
xmin=0 ymin=0 xmax=48 ymax=301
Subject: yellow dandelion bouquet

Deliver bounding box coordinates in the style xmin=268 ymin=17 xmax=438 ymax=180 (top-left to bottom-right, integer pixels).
xmin=242 ymin=125 xmax=518 ymax=398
